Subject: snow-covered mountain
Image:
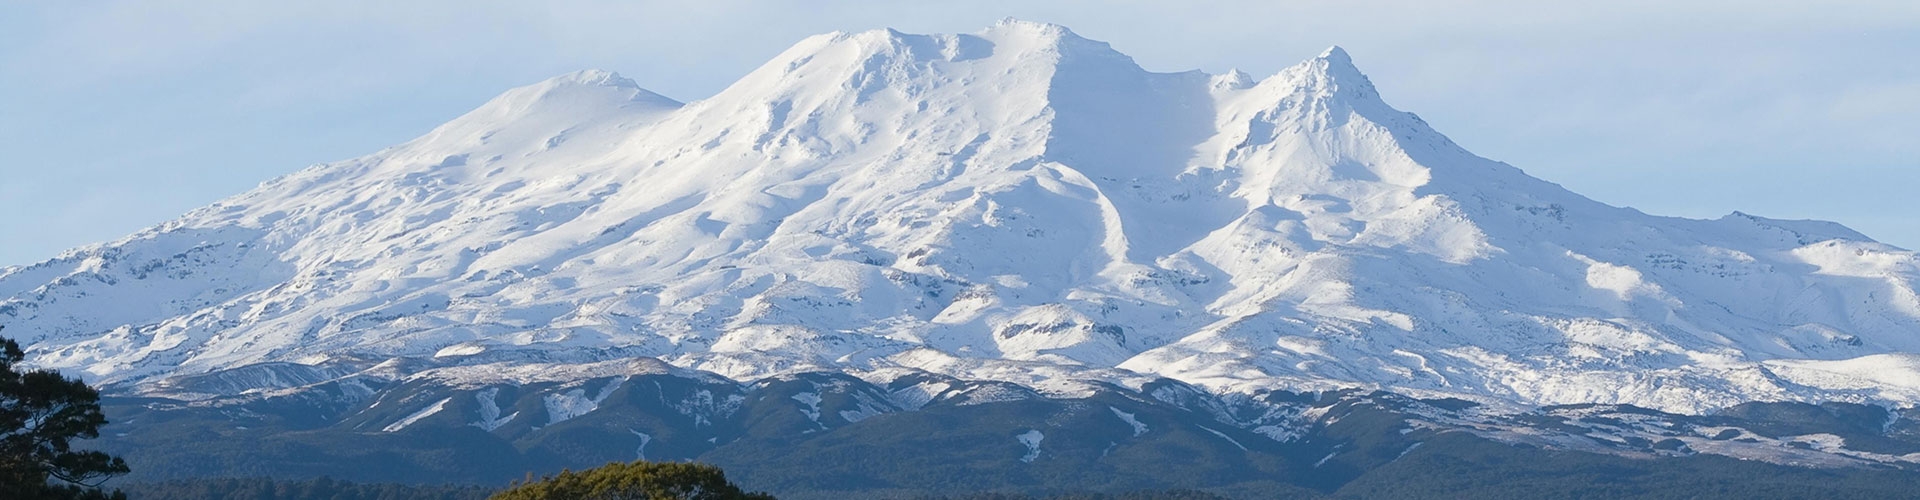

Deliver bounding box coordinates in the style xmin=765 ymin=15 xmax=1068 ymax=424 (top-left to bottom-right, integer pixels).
xmin=5 ymin=20 xmax=1919 ymax=415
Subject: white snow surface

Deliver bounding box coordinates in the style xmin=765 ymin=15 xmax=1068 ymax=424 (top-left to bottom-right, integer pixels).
xmin=1016 ymin=429 xmax=1045 ymax=463
xmin=1110 ymin=406 xmax=1148 ymax=437
xmin=629 ymin=428 xmax=652 ymax=460
xmin=384 ymin=397 xmax=451 ymax=432
xmin=793 ymin=391 xmax=824 ymax=424
xmin=544 ymin=377 xmax=624 ymax=425
xmin=469 ymin=387 xmax=518 ymax=431
xmin=1199 ymin=426 xmax=1249 ymax=451
xmin=4 ymin=20 xmax=1920 ymax=414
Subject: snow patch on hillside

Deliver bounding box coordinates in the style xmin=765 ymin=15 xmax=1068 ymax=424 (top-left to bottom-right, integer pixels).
xmin=384 ymin=397 xmax=450 ymax=432
xmin=544 ymin=378 xmax=625 ymax=424
xmin=1016 ymin=429 xmax=1044 ymax=463
xmin=470 ymin=387 xmax=518 ymax=431
xmin=1110 ymin=406 xmax=1148 ymax=437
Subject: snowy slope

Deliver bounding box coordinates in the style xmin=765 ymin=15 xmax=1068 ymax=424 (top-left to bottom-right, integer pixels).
xmin=4 ymin=20 xmax=1919 ymax=414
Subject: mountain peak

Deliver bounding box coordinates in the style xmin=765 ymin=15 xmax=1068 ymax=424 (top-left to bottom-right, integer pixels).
xmin=8 ymin=23 xmax=1920 ymax=418
xmin=1300 ymin=45 xmax=1371 ymax=90
xmin=1317 ymin=45 xmax=1353 ymax=65
xmin=979 ymin=18 xmax=1126 ymax=59
xmin=986 ymin=17 xmax=1075 ymax=37
xmin=1241 ymin=44 xmax=1380 ymax=109
xmin=549 ymin=69 xmax=638 ymax=89
xmin=496 ymin=69 xmax=679 ymax=111
xmin=1212 ymin=69 xmax=1257 ymax=91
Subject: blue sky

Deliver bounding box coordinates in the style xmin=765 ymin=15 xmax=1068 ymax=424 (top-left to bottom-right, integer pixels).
xmin=2 ymin=1 xmax=1916 ymax=267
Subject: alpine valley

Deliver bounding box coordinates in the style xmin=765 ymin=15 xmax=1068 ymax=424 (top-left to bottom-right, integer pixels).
xmin=10 ymin=20 xmax=1920 ymax=498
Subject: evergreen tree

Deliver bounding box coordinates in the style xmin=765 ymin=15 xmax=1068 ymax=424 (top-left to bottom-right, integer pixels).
xmin=0 ymin=327 xmax=129 ymax=499
xmin=490 ymin=460 xmax=772 ymax=500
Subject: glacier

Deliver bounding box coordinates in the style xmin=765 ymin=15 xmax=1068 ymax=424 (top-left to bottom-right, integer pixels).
xmin=3 ymin=20 xmax=1919 ymax=415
